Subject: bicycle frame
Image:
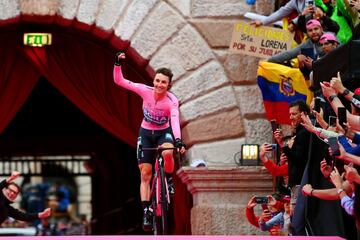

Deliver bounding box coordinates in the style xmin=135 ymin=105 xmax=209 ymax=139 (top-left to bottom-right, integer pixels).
xmin=141 ymin=146 xmax=178 ymax=235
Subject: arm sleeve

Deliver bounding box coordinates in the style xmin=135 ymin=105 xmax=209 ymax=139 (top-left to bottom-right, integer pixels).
xmin=341 ymin=195 xmax=354 ymax=216
xmin=282 ymin=130 xmax=311 ymax=173
xmin=338 ymin=135 xmax=360 ymax=156
xmin=297 ymin=15 xmax=307 ymax=33
xmin=245 ymin=207 xmax=260 ymax=227
xmin=170 ymin=100 xmax=181 ymax=139
xmin=263 ymin=160 xmax=288 ymax=176
xmin=267 ymin=44 xmax=302 ymax=64
xmin=352 ymin=133 xmax=360 ymax=144
xmin=321 ymin=16 xmax=340 ymax=34
xmin=8 ymin=206 xmax=39 ymax=222
xmin=261 ymin=0 xmax=298 ymax=25
xmin=259 ymin=212 xmax=284 ymax=231
xmin=113 ymin=65 xmax=146 ymax=96
xmin=351 ymin=98 xmax=360 ymax=109
xmin=0 ymin=179 xmax=8 ymax=190
xmin=316 ymin=127 xmax=339 ymax=138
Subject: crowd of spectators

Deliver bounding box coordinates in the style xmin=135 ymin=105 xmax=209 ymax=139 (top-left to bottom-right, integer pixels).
xmin=246 ymin=0 xmax=360 ymax=237
xmin=0 ymin=181 xmax=90 ymax=236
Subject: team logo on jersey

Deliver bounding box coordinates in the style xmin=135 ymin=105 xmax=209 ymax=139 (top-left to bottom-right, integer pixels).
xmin=144 ymin=108 xmax=168 ymax=126
xmin=279 ymin=75 xmax=295 ymax=96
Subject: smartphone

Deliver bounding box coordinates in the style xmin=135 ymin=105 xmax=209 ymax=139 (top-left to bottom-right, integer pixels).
xmin=270 ymin=120 xmax=278 ymax=132
xmin=325 ymin=156 xmax=334 ymax=167
xmin=301 ymin=48 xmax=315 ymax=60
xmin=328 ymin=116 xmax=337 ymax=127
xmin=328 ymin=137 xmax=340 ymax=156
xmin=338 ymin=107 xmax=347 ymax=128
xmin=314 ymin=97 xmax=321 ymax=112
xmin=255 ymin=196 xmax=268 ymax=204
xmin=261 ymin=204 xmax=269 ymax=211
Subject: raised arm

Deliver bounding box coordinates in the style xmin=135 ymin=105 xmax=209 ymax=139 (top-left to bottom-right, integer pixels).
xmin=261 ymin=0 xmax=300 ymax=26
xmin=113 ymin=52 xmax=145 ymax=95
xmin=321 ymin=82 xmax=360 ymax=131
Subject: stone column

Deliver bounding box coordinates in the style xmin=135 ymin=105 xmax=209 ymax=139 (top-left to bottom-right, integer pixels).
xmin=177 ymin=166 xmax=273 ymax=235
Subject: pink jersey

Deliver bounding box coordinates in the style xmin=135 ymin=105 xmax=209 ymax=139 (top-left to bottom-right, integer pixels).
xmin=113 ymin=65 xmax=181 ymax=139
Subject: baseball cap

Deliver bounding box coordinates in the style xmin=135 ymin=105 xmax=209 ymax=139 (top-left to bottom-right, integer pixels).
xmin=354 ymin=87 xmax=360 ymax=95
xmin=320 ymin=33 xmax=339 ymax=44
xmin=280 ymin=195 xmax=291 ymax=203
xmin=306 ymin=19 xmax=322 ymax=30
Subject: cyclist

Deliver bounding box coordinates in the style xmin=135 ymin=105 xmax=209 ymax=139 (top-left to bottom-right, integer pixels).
xmin=113 ymin=52 xmax=186 ymax=231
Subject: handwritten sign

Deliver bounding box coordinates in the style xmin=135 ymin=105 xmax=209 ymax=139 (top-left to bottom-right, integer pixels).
xmin=229 ymin=21 xmax=294 ymax=58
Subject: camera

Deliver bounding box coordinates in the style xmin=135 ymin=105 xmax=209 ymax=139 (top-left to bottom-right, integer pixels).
xmin=271 ymin=144 xmax=277 ymax=150
xmin=307 ymin=0 xmax=314 ymax=5
xmin=255 ymin=196 xmax=268 ymax=204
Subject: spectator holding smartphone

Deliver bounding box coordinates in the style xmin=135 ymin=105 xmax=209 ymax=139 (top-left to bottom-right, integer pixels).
xmin=258 ymin=195 xmax=289 ymax=235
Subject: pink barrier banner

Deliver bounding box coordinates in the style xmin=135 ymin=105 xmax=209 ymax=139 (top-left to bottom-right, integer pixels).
xmin=0 ymin=236 xmax=345 ymax=240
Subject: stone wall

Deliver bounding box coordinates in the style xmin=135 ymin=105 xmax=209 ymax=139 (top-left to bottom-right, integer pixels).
xmin=2 ymin=0 xmax=275 ymax=166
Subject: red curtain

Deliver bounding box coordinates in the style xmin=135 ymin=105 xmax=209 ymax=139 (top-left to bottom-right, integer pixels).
xmin=20 ymin=33 xmax=143 ymax=146
xmin=0 ymin=36 xmax=40 ymax=133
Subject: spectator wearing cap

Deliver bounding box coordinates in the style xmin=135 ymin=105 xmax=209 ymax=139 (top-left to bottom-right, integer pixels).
xmin=258 ymin=195 xmax=290 ymax=235
xmin=297 ymin=5 xmax=339 ymax=35
xmin=319 ymin=32 xmax=340 ymax=54
xmin=268 ymin=19 xmax=324 ymax=67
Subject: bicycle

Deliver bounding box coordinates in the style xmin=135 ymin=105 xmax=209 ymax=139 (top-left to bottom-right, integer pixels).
xmin=139 ymin=146 xmax=179 ymax=235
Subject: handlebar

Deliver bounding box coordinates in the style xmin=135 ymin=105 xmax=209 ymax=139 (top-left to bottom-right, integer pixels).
xmin=140 ymin=146 xmax=179 ymax=154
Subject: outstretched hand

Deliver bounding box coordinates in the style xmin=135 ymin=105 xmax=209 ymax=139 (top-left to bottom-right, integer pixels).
xmin=175 ymin=138 xmax=186 ymax=154
xmin=38 ymin=208 xmax=51 ymax=219
xmin=250 ymin=20 xmax=262 ymax=27
xmin=320 ymin=82 xmax=336 ymax=99
xmin=330 ymin=72 xmax=345 ymax=94
xmin=7 ymin=171 xmax=20 ymax=183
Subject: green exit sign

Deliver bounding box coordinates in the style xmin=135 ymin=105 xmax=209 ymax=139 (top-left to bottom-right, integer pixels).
xmin=23 ymin=33 xmax=52 ymax=47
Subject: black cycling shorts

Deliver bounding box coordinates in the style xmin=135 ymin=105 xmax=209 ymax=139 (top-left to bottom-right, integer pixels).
xmin=136 ymin=127 xmax=174 ymax=165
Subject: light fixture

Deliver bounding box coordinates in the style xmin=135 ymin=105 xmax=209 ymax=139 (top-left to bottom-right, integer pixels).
xmin=240 ymin=144 xmax=260 ymax=166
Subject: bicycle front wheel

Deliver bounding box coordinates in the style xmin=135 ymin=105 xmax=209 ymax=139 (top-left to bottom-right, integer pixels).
xmin=159 ymin=166 xmax=169 ymax=234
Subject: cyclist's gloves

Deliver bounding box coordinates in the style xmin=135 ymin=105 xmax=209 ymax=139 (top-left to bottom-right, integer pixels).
xmin=175 ymin=138 xmax=186 ymax=149
xmin=115 ymin=51 xmax=125 ymax=66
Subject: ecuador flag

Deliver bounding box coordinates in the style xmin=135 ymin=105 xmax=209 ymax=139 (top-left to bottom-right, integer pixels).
xmin=257 ymin=61 xmax=313 ymax=124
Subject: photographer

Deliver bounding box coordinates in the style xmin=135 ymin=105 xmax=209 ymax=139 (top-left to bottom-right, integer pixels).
xmin=260 ymin=143 xmax=288 ymax=177
xmin=258 ymin=195 xmax=284 ymax=230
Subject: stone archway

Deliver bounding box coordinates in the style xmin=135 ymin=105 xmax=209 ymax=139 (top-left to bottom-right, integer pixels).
xmin=0 ymin=0 xmax=273 ymax=167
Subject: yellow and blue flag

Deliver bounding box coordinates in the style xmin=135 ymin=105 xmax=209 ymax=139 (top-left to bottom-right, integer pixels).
xmin=257 ymin=61 xmax=313 ymax=124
